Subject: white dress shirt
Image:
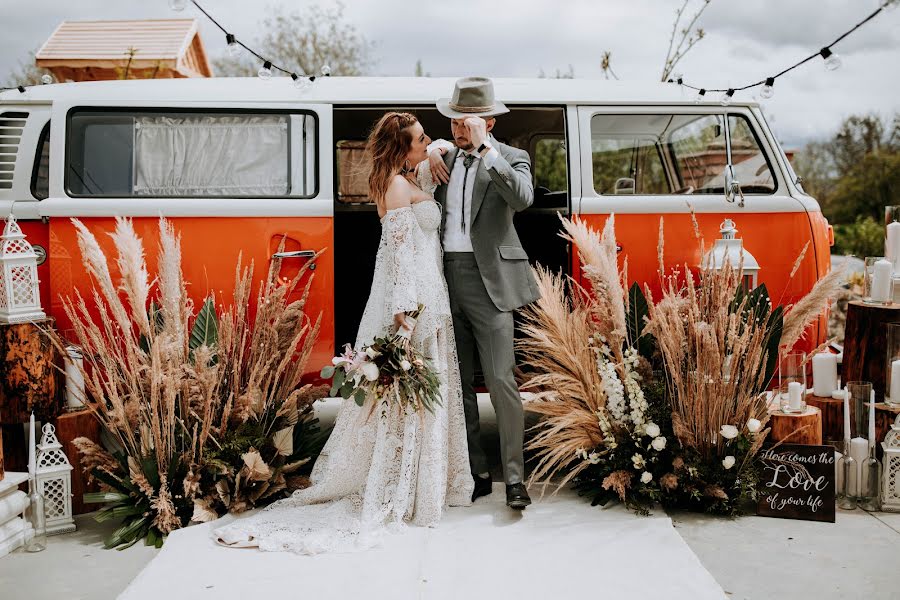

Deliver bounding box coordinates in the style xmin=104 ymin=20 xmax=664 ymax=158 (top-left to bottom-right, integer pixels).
xmin=437 ymin=140 xmax=500 ymax=253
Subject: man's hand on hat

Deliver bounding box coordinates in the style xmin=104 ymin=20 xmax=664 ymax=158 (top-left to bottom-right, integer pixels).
xmin=464 ymin=117 xmax=488 ymax=148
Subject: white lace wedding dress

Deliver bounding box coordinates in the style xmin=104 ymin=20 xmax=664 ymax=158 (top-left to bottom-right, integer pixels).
xmin=213 ymin=165 xmax=474 ymax=554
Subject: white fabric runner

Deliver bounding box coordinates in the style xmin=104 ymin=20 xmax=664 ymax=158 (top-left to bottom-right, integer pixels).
xmin=119 ymin=484 xmax=725 ymax=600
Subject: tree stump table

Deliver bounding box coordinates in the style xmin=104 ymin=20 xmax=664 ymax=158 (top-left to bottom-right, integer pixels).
xmin=843 ymin=301 xmax=900 ymax=402
xmin=805 ymin=395 xmax=844 ymax=443
xmin=54 ymin=409 xmax=100 ymax=515
xmin=768 ymin=405 xmax=823 ymax=445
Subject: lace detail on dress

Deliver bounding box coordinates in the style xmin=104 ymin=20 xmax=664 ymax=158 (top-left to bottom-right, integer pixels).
xmin=213 ymin=196 xmax=473 ymax=555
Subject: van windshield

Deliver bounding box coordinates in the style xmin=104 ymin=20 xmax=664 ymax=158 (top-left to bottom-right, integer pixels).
xmin=590 ymin=113 xmax=776 ymax=196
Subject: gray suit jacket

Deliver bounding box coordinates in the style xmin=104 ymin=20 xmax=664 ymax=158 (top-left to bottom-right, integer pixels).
xmin=435 ymin=137 xmax=541 ymax=312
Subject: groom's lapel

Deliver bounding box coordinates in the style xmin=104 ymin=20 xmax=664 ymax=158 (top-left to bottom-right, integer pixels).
xmin=470 ymin=138 xmax=497 ymax=227
xmin=438 ymin=147 xmax=458 ymax=236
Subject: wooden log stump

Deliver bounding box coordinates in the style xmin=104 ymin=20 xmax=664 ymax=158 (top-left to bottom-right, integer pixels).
xmin=768 ymin=406 xmax=823 ymax=445
xmin=0 ymin=423 xmax=26 ymax=474
xmin=54 ymin=409 xmax=100 ymax=515
xmin=843 ymin=301 xmax=900 ymax=402
xmin=0 ymin=319 xmax=63 ymax=423
xmin=873 ymin=402 xmax=900 ymax=445
xmin=806 ymin=395 xmax=844 ymax=443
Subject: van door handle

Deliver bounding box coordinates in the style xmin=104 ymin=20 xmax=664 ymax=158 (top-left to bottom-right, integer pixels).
xmin=272 ymin=250 xmax=317 ymax=259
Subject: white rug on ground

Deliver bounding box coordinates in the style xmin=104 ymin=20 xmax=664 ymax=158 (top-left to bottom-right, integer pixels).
xmin=119 ymin=484 xmax=725 ymax=600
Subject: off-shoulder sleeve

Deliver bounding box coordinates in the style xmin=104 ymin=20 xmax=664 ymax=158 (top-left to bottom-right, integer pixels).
xmin=381 ymin=207 xmax=419 ymax=316
xmin=416 ymin=139 xmax=455 ymax=195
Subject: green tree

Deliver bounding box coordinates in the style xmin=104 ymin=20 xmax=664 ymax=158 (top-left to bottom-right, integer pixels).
xmin=3 ymin=49 xmax=53 ymax=87
xmin=212 ymin=2 xmax=375 ymax=77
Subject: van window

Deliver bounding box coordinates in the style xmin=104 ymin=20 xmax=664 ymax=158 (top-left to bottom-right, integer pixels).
xmin=31 ymin=122 xmax=50 ymax=200
xmin=590 ymin=113 xmax=776 ymax=196
xmin=66 ymin=109 xmax=317 ymax=198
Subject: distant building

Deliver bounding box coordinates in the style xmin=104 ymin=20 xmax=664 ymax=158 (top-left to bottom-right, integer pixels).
xmin=35 ymin=19 xmax=212 ymax=82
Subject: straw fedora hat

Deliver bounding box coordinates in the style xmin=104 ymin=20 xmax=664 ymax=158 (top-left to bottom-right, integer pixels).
xmin=437 ymin=76 xmax=509 ymax=119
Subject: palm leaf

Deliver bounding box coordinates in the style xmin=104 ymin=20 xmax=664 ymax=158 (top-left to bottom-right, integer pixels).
xmin=626 ymin=282 xmax=653 ymax=359
xmin=189 ymin=296 xmax=218 ymax=352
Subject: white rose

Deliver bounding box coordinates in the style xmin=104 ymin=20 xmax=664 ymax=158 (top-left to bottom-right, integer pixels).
xmin=651 ymin=436 xmax=667 ymax=451
xmin=640 ymin=471 xmax=653 ymax=484
xmin=747 ymin=418 xmax=762 ymax=433
xmin=720 ymin=425 xmax=739 ymax=440
xmin=400 ymin=359 xmax=412 ymax=371
xmin=722 ymin=455 xmax=736 ymax=470
xmin=361 ymin=362 xmax=380 ymax=382
xmin=644 ymin=422 xmax=661 ymax=438
xmin=365 ymin=347 xmax=380 ymax=359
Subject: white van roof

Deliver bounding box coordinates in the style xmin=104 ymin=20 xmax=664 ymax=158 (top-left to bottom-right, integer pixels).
xmin=0 ymin=76 xmax=759 ymax=107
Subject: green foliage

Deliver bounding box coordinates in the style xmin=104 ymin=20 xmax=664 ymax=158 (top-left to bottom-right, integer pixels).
xmin=533 ymin=138 xmax=568 ymax=192
xmin=189 ymin=296 xmax=219 ymax=356
xmin=833 ymin=215 xmax=885 ymax=258
xmin=626 ymin=282 xmax=654 ymax=361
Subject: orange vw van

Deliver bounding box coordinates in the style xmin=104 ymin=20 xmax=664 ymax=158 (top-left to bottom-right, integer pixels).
xmin=0 ymin=77 xmax=832 ymax=375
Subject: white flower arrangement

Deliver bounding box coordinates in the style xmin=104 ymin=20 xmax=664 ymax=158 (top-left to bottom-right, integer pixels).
xmin=722 ymin=456 xmax=736 ymax=470
xmin=719 ymin=425 xmax=739 ymax=440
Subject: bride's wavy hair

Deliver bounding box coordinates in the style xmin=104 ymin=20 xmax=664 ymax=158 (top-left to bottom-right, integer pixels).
xmin=366 ymin=112 xmax=418 ymax=209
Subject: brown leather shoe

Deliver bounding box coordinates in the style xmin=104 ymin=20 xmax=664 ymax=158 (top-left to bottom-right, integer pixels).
xmin=506 ymin=483 xmax=532 ymax=510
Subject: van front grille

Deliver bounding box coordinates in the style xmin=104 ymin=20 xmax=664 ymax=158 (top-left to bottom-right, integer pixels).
xmin=0 ymin=111 xmax=28 ymax=190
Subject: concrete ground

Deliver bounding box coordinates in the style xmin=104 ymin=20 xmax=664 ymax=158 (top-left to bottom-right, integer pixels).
xmin=1 ymin=394 xmax=896 ymax=600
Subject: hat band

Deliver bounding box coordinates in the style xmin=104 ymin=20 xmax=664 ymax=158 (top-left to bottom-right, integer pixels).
xmin=448 ymin=101 xmax=495 ymax=113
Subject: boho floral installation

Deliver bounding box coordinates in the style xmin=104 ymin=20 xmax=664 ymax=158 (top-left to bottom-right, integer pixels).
xmin=521 ymin=214 xmax=844 ymax=515
xmin=46 ymin=217 xmax=325 ymax=548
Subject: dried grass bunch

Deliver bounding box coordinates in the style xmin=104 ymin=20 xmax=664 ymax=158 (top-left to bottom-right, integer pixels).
xmin=49 ymin=217 xmax=323 ymax=548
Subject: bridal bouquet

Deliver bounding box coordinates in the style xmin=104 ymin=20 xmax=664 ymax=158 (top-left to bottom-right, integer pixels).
xmin=321 ymin=304 xmax=443 ymax=414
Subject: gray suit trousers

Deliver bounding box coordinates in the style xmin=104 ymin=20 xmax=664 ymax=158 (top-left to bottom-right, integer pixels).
xmin=444 ymin=252 xmax=524 ymax=485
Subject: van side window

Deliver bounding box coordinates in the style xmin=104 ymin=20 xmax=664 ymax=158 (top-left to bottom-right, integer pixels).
xmin=590 ymin=113 xmax=776 ymax=196
xmin=66 ymin=109 xmax=317 ymax=198
xmin=31 ymin=122 xmax=50 ymax=200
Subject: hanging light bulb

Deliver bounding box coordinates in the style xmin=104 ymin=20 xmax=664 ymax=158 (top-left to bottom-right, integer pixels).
xmin=225 ymin=33 xmax=241 ymax=58
xmin=720 ymin=88 xmax=735 ymax=106
xmin=258 ymin=60 xmax=273 ymax=80
xmin=673 ymin=72 xmax=683 ymax=86
xmin=291 ymin=73 xmax=311 ymax=91
xmin=17 ymin=86 xmax=26 ymax=94
xmin=168 ymin=0 xmax=188 ymax=11
xmin=694 ymin=88 xmax=707 ymax=104
xmin=321 ymin=64 xmax=332 ymax=77
xmin=820 ymin=47 xmax=842 ymax=71
xmin=760 ymin=77 xmax=775 ymax=99
xmin=882 ymin=0 xmax=898 ymax=11
xmin=40 ymin=74 xmax=53 ymax=85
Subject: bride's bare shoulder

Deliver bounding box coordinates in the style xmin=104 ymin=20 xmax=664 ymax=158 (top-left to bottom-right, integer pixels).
xmin=384 ymin=175 xmax=414 ymax=211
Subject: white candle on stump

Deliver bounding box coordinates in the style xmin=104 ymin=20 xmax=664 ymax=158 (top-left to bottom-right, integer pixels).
xmin=887 ymin=221 xmax=900 ymax=271
xmin=28 ymin=411 xmax=36 ymax=478
xmin=871 ymin=258 xmax=893 ymax=302
xmin=891 ymin=360 xmax=900 ymax=406
xmin=812 ymin=352 xmax=838 ymax=397
xmin=868 ymin=389 xmax=877 ymax=448
xmin=788 ymin=381 xmax=804 ymax=412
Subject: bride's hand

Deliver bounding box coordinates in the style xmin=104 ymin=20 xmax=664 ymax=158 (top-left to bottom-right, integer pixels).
xmin=394 ymin=313 xmax=416 ymax=338
xmin=428 ymin=147 xmax=451 ymax=185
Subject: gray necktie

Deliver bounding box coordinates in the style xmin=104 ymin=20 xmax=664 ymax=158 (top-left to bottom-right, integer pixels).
xmin=461 ymin=154 xmax=476 ymax=233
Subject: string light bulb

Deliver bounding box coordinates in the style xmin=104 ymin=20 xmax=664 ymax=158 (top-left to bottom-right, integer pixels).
xmin=820 ymin=47 xmax=842 ymax=71
xmin=673 ymin=72 xmax=683 ymax=85
xmin=760 ymin=77 xmax=775 ymax=99
xmin=883 ymin=0 xmax=898 ymax=11
xmin=291 ymin=73 xmax=311 ymax=91
xmin=694 ymin=88 xmax=707 ymax=104
xmin=720 ymin=88 xmax=735 ymax=106
xmin=258 ymin=60 xmax=273 ymax=80
xmin=225 ymin=33 xmax=240 ymax=57
xmin=40 ymin=74 xmax=53 ymax=85
xmin=321 ymin=64 xmax=332 ymax=77
xmin=168 ymin=0 xmax=188 ymax=11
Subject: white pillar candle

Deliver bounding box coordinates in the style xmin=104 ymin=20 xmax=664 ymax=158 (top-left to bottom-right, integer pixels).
xmin=788 ymin=381 xmax=804 ymax=411
xmin=871 ymin=258 xmax=893 ymax=302
xmin=868 ymin=389 xmax=876 ymax=448
xmin=887 ymin=221 xmax=900 ymax=271
xmin=891 ymin=360 xmax=900 ymax=406
xmin=812 ymin=353 xmax=838 ymax=397
xmin=849 ymin=436 xmax=868 ymax=496
xmin=28 ymin=411 xmax=36 ymax=478
xmin=65 ymin=345 xmax=85 ymax=409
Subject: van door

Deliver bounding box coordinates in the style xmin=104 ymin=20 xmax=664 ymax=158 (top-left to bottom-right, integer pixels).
xmin=41 ymin=101 xmax=334 ymax=377
xmin=575 ymin=105 xmax=825 ymax=353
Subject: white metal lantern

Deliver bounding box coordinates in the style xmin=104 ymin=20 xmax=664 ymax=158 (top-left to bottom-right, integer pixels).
xmin=35 ymin=423 xmax=75 ymax=535
xmin=0 ymin=214 xmax=46 ymax=323
xmin=703 ymin=219 xmax=761 ymax=290
xmin=881 ymin=414 xmax=900 ymax=512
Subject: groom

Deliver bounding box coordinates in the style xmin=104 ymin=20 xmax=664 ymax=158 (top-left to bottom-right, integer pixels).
xmin=429 ymin=77 xmax=541 ymax=510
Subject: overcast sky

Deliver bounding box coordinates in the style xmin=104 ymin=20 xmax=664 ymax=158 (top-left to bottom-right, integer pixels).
xmin=2 ymin=0 xmax=898 ymax=148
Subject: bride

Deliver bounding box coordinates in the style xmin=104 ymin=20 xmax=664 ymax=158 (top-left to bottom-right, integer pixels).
xmin=214 ymin=112 xmax=474 ymax=554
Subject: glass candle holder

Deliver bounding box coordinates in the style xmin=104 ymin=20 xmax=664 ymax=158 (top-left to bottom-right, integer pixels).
xmin=864 ymin=256 xmax=893 ymax=305
xmin=886 ymin=324 xmax=900 ymax=408
xmin=778 ymin=351 xmax=807 ymax=413
xmin=847 ymin=381 xmax=873 ymax=438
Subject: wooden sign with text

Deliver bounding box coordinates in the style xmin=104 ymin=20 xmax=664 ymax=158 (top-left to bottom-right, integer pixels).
xmin=756 ymin=444 xmax=835 ymax=523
